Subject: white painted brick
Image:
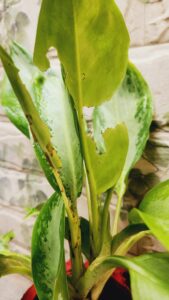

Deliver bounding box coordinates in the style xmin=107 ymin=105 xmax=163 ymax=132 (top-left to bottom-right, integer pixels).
xmin=0 ymin=275 xmax=32 ymax=300
xmin=0 ymin=168 xmax=53 ymax=207
xmin=0 ymin=122 xmax=53 ymax=207
xmin=116 ymin=0 xmax=169 ymax=46
xmin=0 ymin=122 xmax=39 ymax=171
xmin=130 ymin=43 xmax=169 ymax=125
xmin=0 ymin=0 xmax=40 ymax=52
xmin=0 ymin=203 xmax=34 ymax=250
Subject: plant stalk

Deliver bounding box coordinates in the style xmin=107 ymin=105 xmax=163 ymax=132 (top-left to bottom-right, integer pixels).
xmin=52 ymin=171 xmax=84 ymax=282
xmin=112 ymin=182 xmax=126 ymax=236
xmin=78 ymin=111 xmax=100 ymax=257
xmin=100 ymin=188 xmax=114 ymax=255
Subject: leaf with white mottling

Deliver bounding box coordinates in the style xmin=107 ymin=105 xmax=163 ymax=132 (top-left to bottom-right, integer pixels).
xmin=93 ymin=63 xmax=152 ymax=184
xmin=32 ymin=192 xmax=69 ymax=300
xmin=0 ymin=43 xmax=83 ymax=201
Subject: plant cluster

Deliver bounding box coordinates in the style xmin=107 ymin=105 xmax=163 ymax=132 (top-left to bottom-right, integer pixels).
xmin=0 ymin=1 xmax=169 ymax=300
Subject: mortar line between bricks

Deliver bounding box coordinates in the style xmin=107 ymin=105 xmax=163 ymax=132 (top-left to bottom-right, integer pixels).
xmin=0 ymin=162 xmax=44 ymax=176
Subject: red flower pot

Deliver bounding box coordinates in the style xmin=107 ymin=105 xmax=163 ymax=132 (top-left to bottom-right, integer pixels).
xmin=21 ymin=268 xmax=131 ymax=300
xmin=21 ymin=285 xmax=37 ymax=300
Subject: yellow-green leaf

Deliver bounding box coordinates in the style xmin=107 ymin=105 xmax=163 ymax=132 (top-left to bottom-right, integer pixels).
xmin=0 ymin=251 xmax=31 ymax=279
xmin=86 ymin=124 xmax=128 ymax=194
xmin=34 ymin=0 xmax=129 ymax=108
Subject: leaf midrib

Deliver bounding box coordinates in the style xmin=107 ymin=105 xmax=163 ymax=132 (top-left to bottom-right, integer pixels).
xmin=71 ymin=0 xmax=83 ymax=110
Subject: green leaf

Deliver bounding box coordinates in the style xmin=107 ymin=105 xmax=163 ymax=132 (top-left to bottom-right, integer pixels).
xmin=93 ymin=62 xmax=153 ymax=182
xmin=0 ymin=251 xmax=31 ymax=279
xmin=0 ymin=45 xmax=62 ymax=177
xmin=130 ymin=253 xmax=169 ymax=300
xmin=0 ymin=234 xmax=31 ymax=280
xmin=86 ymin=124 xmax=128 ymax=194
xmin=0 ymin=231 xmax=15 ymax=251
xmin=34 ymin=0 xmax=129 ymax=108
xmin=129 ymin=180 xmax=169 ymax=251
xmin=1 ymin=76 xmax=30 ymax=137
xmin=25 ymin=202 xmax=45 ymax=219
xmin=0 ymin=43 xmax=83 ymax=201
xmin=77 ymin=253 xmax=169 ymax=300
xmin=32 ymin=192 xmax=69 ymax=300
xmin=33 ymin=143 xmax=59 ymax=191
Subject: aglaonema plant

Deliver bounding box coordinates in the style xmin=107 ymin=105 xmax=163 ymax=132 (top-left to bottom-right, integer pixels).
xmin=0 ymin=1 xmax=169 ymax=299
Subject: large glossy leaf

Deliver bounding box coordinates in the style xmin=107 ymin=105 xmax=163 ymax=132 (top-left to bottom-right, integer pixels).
xmin=34 ymin=0 xmax=129 ymax=108
xmin=93 ymin=63 xmax=152 ymax=183
xmin=87 ymin=124 xmax=128 ymax=194
xmin=0 ymin=251 xmax=31 ymax=279
xmin=77 ymin=253 xmax=169 ymax=300
xmin=129 ymin=180 xmax=169 ymax=251
xmin=32 ymin=192 xmax=69 ymax=300
xmin=0 ymin=43 xmax=83 ymax=201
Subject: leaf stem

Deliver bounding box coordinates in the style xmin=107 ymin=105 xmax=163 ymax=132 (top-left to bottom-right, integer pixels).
xmin=69 ymin=6 xmax=100 ymax=257
xmin=84 ymin=166 xmax=92 ymax=228
xmin=78 ymin=112 xmax=100 ymax=258
xmin=112 ymin=182 xmax=126 ymax=236
xmin=52 ymin=172 xmax=84 ymax=282
xmin=100 ymin=188 xmax=114 ymax=255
